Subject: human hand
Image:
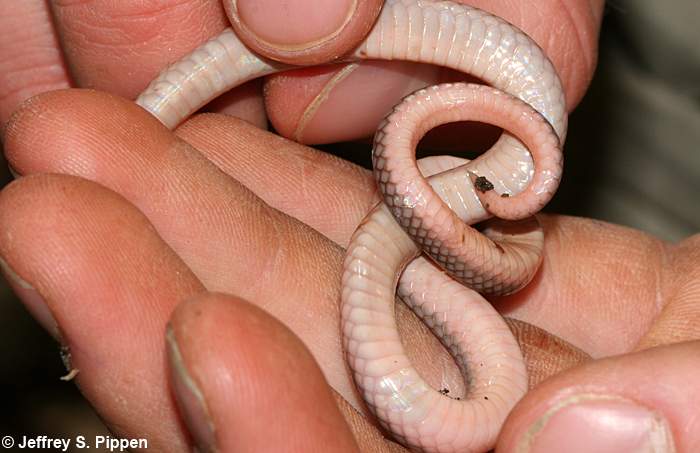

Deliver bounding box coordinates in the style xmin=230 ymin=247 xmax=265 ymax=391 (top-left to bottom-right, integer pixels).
xmin=1 ymin=0 xmax=602 ymax=142
xmin=3 ymin=0 xmax=699 ymax=452
xmin=2 ymin=88 xmax=700 ymax=451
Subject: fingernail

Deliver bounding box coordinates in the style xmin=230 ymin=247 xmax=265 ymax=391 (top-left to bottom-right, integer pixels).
xmin=166 ymin=326 xmax=218 ymax=453
xmin=520 ymin=394 xmax=675 ymax=453
xmin=293 ymin=61 xmax=441 ymax=143
xmin=7 ymin=163 xmax=21 ymax=179
xmin=234 ymin=0 xmax=356 ymax=48
xmin=0 ymin=256 xmax=60 ymax=341
xmin=294 ymin=63 xmax=359 ymax=143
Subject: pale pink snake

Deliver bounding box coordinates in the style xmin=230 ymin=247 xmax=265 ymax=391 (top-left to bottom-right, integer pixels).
xmin=136 ymin=1 xmax=567 ymax=451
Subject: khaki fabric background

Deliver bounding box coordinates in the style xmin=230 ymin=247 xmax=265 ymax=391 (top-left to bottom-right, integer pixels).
xmin=1 ymin=0 xmax=698 ymax=446
xmin=549 ymin=0 xmax=699 ymax=240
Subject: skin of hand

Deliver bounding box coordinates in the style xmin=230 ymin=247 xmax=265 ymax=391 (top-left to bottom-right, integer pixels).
xmin=1 ymin=1 xmax=700 ymax=452
xmin=1 ymin=0 xmax=602 ymax=141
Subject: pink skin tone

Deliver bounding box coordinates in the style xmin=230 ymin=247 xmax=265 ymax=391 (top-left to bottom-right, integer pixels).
xmin=236 ymin=0 xmax=355 ymax=46
xmin=137 ymin=0 xmax=565 ymax=451
xmin=4 ymin=2 xmax=698 ymax=451
xmin=8 ymin=4 xmax=700 ymax=453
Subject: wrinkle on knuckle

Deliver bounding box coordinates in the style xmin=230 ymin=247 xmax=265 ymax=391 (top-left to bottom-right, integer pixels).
xmin=0 ymin=9 xmax=69 ymax=122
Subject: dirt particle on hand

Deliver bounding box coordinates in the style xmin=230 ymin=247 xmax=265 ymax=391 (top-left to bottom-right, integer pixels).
xmin=59 ymin=345 xmax=80 ymax=381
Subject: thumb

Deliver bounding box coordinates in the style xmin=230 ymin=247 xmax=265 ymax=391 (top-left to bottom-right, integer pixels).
xmin=497 ymin=342 xmax=698 ymax=452
xmin=261 ymin=0 xmax=604 ymax=144
xmin=224 ymin=0 xmax=383 ymax=65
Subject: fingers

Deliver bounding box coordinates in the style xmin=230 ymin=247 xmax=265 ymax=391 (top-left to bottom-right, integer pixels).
xmin=0 ymin=172 xmax=391 ymax=452
xmin=225 ymin=0 xmax=383 ymax=65
xmin=498 ymin=342 xmax=700 ymax=452
xmin=0 ymin=89 xmax=519 ymax=412
xmin=0 ymin=1 xmax=264 ymax=128
xmin=0 ymin=1 xmax=70 ymax=126
xmin=167 ymin=292 xmax=360 ymax=453
xmin=45 ymin=0 xmax=378 ymax=126
xmin=263 ymin=0 xmax=605 ymax=144
xmin=264 ymin=61 xmax=452 ymax=144
xmin=3 ymin=88 xmax=372 ymax=406
xmin=174 ymin=112 xmax=377 ymax=246
xmin=7 ymin=89 xmax=699 ymax=416
xmin=46 ymin=0 xmax=268 ymax=126
xmin=48 ymin=0 xmax=227 ymax=98
xmin=0 ymin=174 xmax=204 ymax=451
xmin=5 ymin=0 xmax=603 ymax=142
xmin=5 ymin=89 xmax=677 ymax=363
xmin=174 ymin=112 xmax=698 ymax=362
xmin=23 ymin=0 xmax=602 ymax=144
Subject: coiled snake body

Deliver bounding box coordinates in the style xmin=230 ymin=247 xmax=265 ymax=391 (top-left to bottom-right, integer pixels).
xmin=137 ymin=1 xmax=567 ymax=451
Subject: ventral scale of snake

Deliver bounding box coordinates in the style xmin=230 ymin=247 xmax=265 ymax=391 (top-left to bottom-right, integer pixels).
xmin=137 ymin=1 xmax=567 ymax=452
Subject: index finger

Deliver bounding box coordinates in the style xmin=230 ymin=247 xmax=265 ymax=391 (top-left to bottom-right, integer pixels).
xmin=176 ymin=114 xmax=677 ymax=360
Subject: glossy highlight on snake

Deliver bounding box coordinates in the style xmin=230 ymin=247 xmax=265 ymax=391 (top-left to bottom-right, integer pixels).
xmin=136 ymin=1 xmax=567 ymax=451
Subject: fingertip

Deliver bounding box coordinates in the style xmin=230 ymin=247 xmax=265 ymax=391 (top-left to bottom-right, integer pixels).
xmin=0 ymin=173 xmax=202 ymax=450
xmin=265 ymin=61 xmax=443 ymax=144
xmin=168 ymin=292 xmax=359 ymax=452
xmin=5 ymin=88 xmax=160 ymax=139
xmin=503 ymin=394 xmax=675 ymax=453
xmin=3 ymin=88 xmax=171 ymax=175
xmin=233 ymin=0 xmax=356 ymax=47
xmin=0 ymin=177 xmax=62 ymax=342
xmin=263 ymin=64 xmax=355 ymax=141
xmin=498 ymin=343 xmax=700 ymax=452
xmin=166 ymin=322 xmax=218 ymax=453
xmin=225 ymin=0 xmax=382 ymax=65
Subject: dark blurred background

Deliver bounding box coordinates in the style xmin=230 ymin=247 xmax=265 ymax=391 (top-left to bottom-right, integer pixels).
xmin=1 ymin=0 xmax=698 ymax=451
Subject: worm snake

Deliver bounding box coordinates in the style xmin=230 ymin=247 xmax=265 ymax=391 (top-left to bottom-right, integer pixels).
xmin=136 ymin=0 xmax=567 ymax=451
